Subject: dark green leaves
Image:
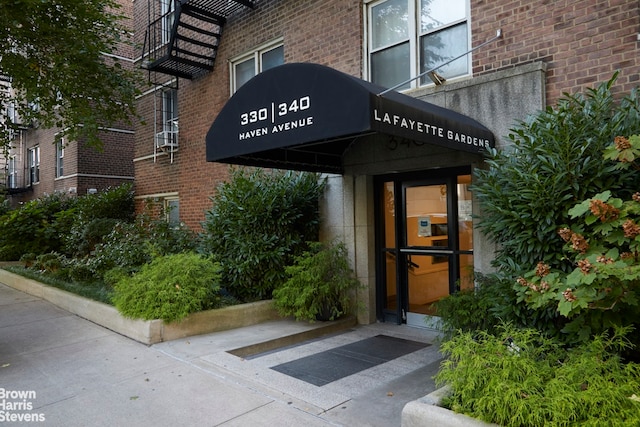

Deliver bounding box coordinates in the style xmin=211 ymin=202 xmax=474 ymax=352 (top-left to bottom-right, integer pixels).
xmin=473 ymin=75 xmax=640 ymax=275
xmin=201 ymin=168 xmax=326 ymax=302
xmin=0 ymin=0 xmax=140 ymax=149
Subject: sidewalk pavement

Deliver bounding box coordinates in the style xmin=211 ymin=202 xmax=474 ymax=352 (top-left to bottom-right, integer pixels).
xmin=0 ymin=282 xmax=442 ymax=427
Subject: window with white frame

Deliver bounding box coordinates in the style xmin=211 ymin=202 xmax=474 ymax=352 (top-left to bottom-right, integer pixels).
xmin=160 ymin=0 xmax=175 ymax=45
xmin=8 ymin=156 xmax=17 ymax=189
xmin=56 ymin=138 xmax=64 ymax=178
xmin=230 ymin=41 xmax=284 ymax=93
xmin=367 ymin=0 xmax=469 ymax=90
xmin=28 ymin=146 xmax=39 ymax=184
xmin=156 ymin=88 xmax=178 ymax=148
xmin=164 ymin=197 xmax=180 ymax=226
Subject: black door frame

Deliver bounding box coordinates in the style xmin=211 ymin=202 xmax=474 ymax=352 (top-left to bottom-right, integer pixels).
xmin=374 ymin=166 xmax=471 ymax=324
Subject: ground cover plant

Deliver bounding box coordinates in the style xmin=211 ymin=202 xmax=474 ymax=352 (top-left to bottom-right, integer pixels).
xmin=4 ymin=263 xmax=112 ymax=304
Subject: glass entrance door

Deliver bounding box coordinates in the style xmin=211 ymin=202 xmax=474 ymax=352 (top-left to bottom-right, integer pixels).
xmin=377 ymin=170 xmax=474 ymax=327
xmin=403 ymin=183 xmax=451 ymax=327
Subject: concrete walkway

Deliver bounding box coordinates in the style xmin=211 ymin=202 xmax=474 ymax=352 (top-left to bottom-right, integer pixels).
xmin=0 ymin=283 xmax=442 ymax=426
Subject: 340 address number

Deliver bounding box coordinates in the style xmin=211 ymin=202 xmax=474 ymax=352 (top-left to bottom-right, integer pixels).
xmin=240 ymin=96 xmax=310 ymax=126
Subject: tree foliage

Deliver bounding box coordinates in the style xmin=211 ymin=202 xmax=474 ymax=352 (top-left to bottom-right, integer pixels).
xmin=0 ymin=0 xmax=140 ymax=149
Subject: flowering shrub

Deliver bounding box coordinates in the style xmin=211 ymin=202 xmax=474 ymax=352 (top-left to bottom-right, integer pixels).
xmin=517 ymin=136 xmax=640 ymax=344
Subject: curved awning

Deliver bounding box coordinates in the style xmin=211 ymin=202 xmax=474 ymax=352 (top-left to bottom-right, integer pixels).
xmin=206 ymin=63 xmax=494 ymax=173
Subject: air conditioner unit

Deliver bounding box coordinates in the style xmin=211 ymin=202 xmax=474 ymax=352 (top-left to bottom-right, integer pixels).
xmin=155 ymin=130 xmax=178 ymax=150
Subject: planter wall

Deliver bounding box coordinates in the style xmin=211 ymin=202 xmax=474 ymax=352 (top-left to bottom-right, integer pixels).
xmin=0 ymin=268 xmax=280 ymax=345
xmin=401 ymin=386 xmax=499 ymax=427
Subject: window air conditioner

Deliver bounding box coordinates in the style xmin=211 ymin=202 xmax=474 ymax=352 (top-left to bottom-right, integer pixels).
xmin=155 ymin=130 xmax=178 ymax=149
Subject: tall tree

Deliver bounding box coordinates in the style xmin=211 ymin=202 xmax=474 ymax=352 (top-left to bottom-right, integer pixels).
xmin=0 ymin=0 xmax=140 ymax=149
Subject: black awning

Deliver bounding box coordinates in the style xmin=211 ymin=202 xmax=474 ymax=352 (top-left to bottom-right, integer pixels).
xmin=206 ymin=63 xmax=494 ymax=173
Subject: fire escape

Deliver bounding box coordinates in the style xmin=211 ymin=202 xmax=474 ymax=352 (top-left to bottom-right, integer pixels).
xmin=142 ymin=0 xmax=259 ymax=81
xmin=141 ymin=0 xmax=259 ymax=162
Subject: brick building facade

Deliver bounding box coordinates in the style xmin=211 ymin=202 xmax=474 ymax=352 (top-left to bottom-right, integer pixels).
xmin=138 ymin=0 xmax=640 ymax=325
xmin=134 ymin=0 xmax=639 ymax=229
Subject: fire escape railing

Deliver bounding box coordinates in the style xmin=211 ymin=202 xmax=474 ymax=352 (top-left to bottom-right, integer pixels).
xmin=142 ymin=0 xmax=259 ymax=80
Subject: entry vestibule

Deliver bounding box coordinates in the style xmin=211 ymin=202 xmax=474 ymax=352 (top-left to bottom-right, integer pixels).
xmin=375 ymin=168 xmax=474 ymax=327
xmin=205 ymin=63 xmax=495 ymax=327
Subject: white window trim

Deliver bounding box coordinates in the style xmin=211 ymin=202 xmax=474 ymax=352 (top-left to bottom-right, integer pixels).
xmin=56 ymin=138 xmax=65 ymax=178
xmin=363 ymin=0 xmax=471 ymax=92
xmin=8 ymin=155 xmax=17 ymax=189
xmin=164 ymin=196 xmax=180 ymax=226
xmin=28 ymin=146 xmax=40 ymax=184
xmin=229 ymin=37 xmax=284 ymax=94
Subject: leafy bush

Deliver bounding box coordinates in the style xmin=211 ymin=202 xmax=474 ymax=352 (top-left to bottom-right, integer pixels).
xmin=434 ymin=273 xmax=561 ymax=338
xmin=77 ymin=212 xmax=197 ymax=280
xmin=516 ymin=136 xmax=640 ymax=352
xmin=273 ymin=241 xmax=361 ymax=322
xmin=201 ymin=168 xmax=326 ymax=302
xmin=112 ymin=252 xmax=221 ymax=322
xmin=433 ymin=274 xmax=506 ymax=336
xmin=63 ymin=183 xmax=134 ymax=256
xmin=473 ymin=76 xmax=640 ymax=275
xmin=0 ymin=194 xmax=9 ymax=216
xmin=436 ymin=324 xmax=640 ymax=427
xmin=0 ymin=192 xmax=77 ymax=260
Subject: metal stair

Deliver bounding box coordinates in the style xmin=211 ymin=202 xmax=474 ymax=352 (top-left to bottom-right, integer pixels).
xmin=142 ymin=0 xmax=259 ymax=80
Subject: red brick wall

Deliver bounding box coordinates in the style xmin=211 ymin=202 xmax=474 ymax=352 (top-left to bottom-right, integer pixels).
xmin=472 ymin=0 xmax=639 ymax=103
xmin=18 ymin=126 xmax=134 ymax=200
xmin=133 ymin=0 xmax=362 ymax=230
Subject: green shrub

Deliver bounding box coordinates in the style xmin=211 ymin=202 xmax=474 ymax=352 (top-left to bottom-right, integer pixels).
xmin=201 ymin=168 xmax=326 ymax=302
xmin=112 ymin=252 xmax=221 ymax=323
xmin=273 ymin=241 xmax=361 ymax=322
xmin=0 ymin=192 xmax=77 ymax=260
xmin=473 ymin=76 xmax=640 ymax=276
xmin=83 ymin=213 xmax=197 ymax=280
xmin=63 ymin=184 xmax=134 ymax=256
xmin=516 ymin=136 xmax=640 ymax=353
xmin=436 ymin=324 xmax=640 ymax=427
xmin=434 ymin=273 xmax=561 ymax=338
xmin=32 ymin=252 xmax=65 ymax=273
xmin=0 ymin=194 xmax=9 ymax=216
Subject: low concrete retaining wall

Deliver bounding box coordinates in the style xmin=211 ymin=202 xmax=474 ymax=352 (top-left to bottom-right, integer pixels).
xmin=0 ymin=268 xmax=280 ymax=345
xmin=401 ymin=386 xmax=499 ymax=427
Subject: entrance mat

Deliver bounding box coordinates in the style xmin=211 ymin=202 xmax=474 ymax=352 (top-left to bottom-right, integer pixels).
xmin=270 ymin=334 xmax=430 ymax=386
